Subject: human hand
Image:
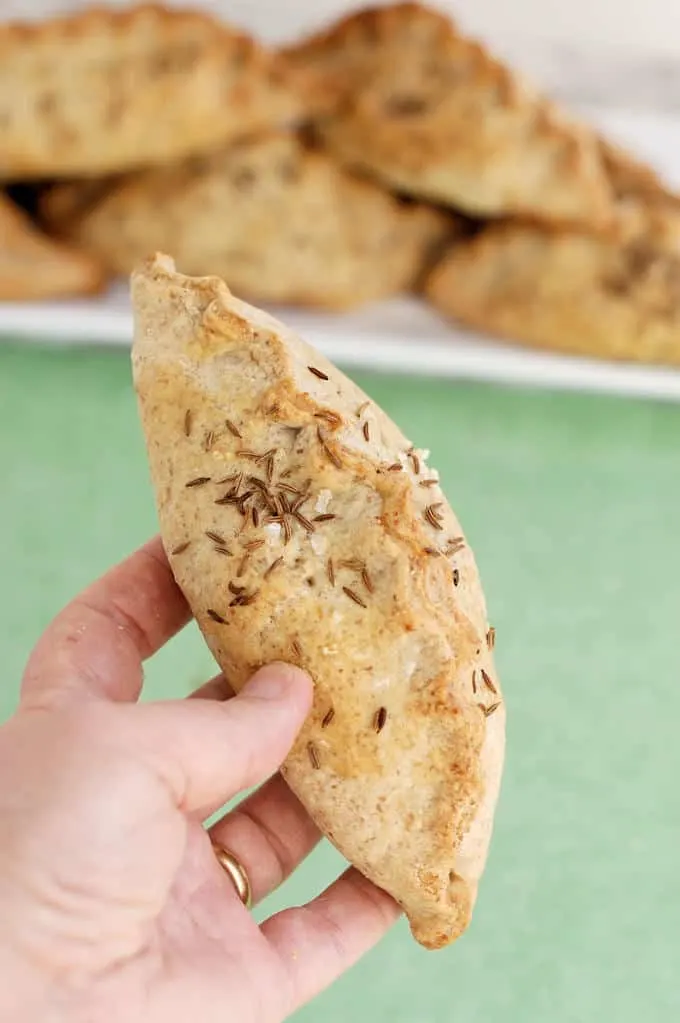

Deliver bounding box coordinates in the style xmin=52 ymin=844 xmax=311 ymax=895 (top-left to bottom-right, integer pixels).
xmin=0 ymin=538 xmax=399 ymax=1023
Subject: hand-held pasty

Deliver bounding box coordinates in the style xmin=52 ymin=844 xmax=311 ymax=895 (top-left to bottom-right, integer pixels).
xmin=131 ymin=253 xmax=505 ymax=949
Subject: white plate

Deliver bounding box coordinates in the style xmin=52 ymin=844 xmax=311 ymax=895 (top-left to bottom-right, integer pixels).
xmin=4 ymin=282 xmax=680 ymax=403
xmin=3 ymin=106 xmax=680 ymax=403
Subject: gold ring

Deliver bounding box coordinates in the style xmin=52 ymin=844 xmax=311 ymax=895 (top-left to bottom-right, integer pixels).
xmin=212 ymin=843 xmax=252 ymax=909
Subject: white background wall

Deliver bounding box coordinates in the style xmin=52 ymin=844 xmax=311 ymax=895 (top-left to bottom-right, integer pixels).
xmin=6 ymin=0 xmax=680 ymax=54
xmin=226 ymin=0 xmax=680 ymax=54
xmin=459 ymin=0 xmax=680 ymax=49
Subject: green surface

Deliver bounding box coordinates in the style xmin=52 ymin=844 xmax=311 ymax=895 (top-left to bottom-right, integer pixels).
xmin=1 ymin=341 xmax=680 ymax=1022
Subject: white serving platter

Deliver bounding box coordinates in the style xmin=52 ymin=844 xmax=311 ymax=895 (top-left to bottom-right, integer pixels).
xmin=3 ymin=106 xmax=680 ymax=402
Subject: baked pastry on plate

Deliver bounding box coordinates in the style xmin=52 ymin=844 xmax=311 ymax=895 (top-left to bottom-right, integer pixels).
xmin=0 ymin=3 xmax=303 ymax=179
xmin=42 ymin=131 xmax=454 ymax=309
xmin=426 ymin=220 xmax=680 ymax=365
xmin=282 ymin=2 xmax=614 ymax=227
xmin=0 ymin=192 xmax=105 ymax=300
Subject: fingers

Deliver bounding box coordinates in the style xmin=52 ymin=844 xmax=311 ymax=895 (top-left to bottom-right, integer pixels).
xmin=21 ymin=537 xmax=190 ymax=706
xmin=189 ymin=673 xmax=321 ymax=903
xmin=188 ymin=674 xmax=234 ymax=702
xmin=126 ymin=663 xmax=313 ymax=815
xmin=209 ymin=776 xmax=321 ymax=906
xmin=184 ymin=672 xmax=396 ymax=1006
xmin=262 ymin=867 xmax=401 ymax=1010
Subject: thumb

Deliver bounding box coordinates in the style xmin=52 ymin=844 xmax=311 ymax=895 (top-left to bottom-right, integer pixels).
xmin=123 ymin=663 xmax=313 ymax=815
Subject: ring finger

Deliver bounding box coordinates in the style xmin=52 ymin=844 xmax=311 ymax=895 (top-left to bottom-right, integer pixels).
xmin=208 ymin=774 xmax=322 ymax=907
xmin=189 ymin=673 xmax=322 ymax=906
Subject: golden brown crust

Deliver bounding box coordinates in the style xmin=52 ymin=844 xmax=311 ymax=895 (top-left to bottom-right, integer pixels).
xmin=0 ymin=3 xmax=304 ymax=179
xmin=426 ymin=221 xmax=680 ymax=365
xmin=131 ymin=254 xmax=505 ymax=949
xmin=595 ymin=139 xmax=680 ymax=251
xmin=282 ymin=2 xmax=614 ymax=226
xmin=42 ymin=132 xmax=455 ymax=309
xmin=600 ymin=137 xmax=677 ymax=204
xmin=38 ymin=178 xmax=114 ymax=235
xmin=0 ymin=193 xmax=105 ymax=300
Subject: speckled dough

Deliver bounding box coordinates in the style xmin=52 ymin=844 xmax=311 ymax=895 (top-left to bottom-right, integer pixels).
xmin=426 ymin=220 xmax=680 ymax=366
xmin=282 ymin=2 xmax=614 ymax=226
xmin=131 ymin=254 xmax=505 ymax=949
xmin=41 ymin=131 xmax=454 ymax=310
xmin=0 ymin=3 xmax=304 ymax=179
xmin=0 ymin=192 xmax=105 ymax=300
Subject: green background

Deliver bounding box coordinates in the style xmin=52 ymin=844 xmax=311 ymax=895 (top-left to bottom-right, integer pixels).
xmin=1 ymin=340 xmax=679 ymax=1021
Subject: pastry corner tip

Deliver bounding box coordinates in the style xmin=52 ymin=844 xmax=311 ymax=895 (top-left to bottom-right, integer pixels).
xmin=130 ymin=251 xmax=177 ymax=287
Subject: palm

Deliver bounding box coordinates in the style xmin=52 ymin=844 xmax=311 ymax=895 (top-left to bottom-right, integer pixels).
xmin=137 ymin=819 xmax=292 ymax=1023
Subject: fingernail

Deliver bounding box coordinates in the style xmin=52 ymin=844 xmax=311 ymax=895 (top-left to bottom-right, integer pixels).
xmin=244 ymin=663 xmax=309 ymax=701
